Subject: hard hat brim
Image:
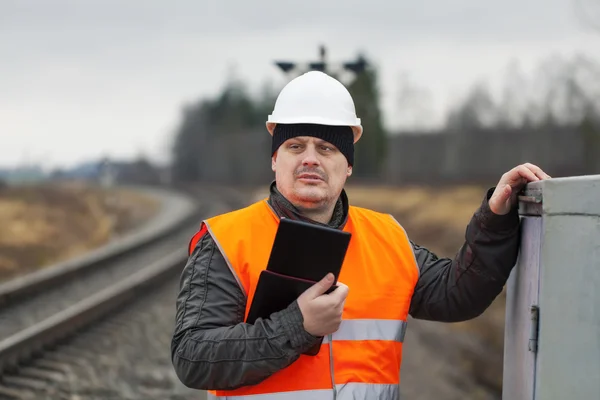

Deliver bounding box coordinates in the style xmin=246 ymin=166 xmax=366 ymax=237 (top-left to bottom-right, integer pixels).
xmin=266 ymin=120 xmax=363 ymax=144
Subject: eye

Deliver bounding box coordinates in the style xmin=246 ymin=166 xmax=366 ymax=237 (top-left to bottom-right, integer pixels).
xmin=320 ymin=145 xmax=333 ymax=152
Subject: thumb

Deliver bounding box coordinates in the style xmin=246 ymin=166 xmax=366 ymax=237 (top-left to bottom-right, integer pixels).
xmin=502 ymin=183 xmax=512 ymax=200
xmin=304 ymin=273 xmax=335 ymax=299
xmin=490 ymin=184 xmax=512 ymax=215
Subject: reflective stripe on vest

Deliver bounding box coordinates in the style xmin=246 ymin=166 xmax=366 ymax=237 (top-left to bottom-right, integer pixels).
xmin=324 ymin=319 xmax=408 ymax=343
xmin=202 ymin=200 xmax=419 ymax=399
xmin=207 ymin=383 xmax=399 ymax=399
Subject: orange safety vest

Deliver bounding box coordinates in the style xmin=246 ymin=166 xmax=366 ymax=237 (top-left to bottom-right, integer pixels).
xmin=189 ymin=199 xmax=419 ymax=399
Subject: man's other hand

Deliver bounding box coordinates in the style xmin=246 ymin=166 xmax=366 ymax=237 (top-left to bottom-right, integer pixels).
xmin=489 ymin=163 xmax=551 ymax=215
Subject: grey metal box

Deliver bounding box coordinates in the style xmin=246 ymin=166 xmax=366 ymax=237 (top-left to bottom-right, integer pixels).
xmin=503 ymin=175 xmax=600 ymax=400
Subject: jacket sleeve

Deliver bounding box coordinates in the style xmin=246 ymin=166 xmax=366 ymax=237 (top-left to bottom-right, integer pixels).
xmin=408 ymin=188 xmax=521 ymax=322
xmin=171 ymin=230 xmax=320 ymax=391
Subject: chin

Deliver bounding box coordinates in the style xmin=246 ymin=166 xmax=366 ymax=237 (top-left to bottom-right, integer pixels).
xmin=293 ymin=186 xmax=327 ymax=204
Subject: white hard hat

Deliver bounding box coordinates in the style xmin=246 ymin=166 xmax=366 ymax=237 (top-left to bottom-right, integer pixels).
xmin=266 ymin=71 xmax=363 ymax=143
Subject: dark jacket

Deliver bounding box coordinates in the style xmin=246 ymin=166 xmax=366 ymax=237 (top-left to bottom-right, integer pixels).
xmin=171 ymin=186 xmax=520 ymax=390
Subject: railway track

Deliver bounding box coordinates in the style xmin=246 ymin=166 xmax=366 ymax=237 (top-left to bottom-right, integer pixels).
xmin=0 ymin=184 xmax=248 ymax=399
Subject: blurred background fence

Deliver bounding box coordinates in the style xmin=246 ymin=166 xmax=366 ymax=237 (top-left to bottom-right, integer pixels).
xmin=175 ymin=124 xmax=598 ymax=187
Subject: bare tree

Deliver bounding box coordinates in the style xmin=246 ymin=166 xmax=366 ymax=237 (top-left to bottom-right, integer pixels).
xmin=497 ymin=59 xmax=529 ymax=128
xmin=445 ymin=82 xmax=498 ymax=132
xmin=396 ymin=72 xmax=436 ymax=131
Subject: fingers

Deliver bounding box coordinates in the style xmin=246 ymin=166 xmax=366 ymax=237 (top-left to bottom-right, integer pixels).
xmin=332 ymin=282 xmax=349 ymax=298
xmin=328 ymin=282 xmax=349 ymax=306
xmin=515 ymin=164 xmax=539 ymax=183
xmin=506 ymin=163 xmax=551 ymax=186
xmin=523 ymin=163 xmax=551 ymax=180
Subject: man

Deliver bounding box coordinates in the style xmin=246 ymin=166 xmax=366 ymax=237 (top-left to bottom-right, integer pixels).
xmin=171 ymin=71 xmax=550 ymax=399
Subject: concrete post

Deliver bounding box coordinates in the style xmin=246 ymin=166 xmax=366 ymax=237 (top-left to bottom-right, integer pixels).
xmin=503 ymin=174 xmax=600 ymax=399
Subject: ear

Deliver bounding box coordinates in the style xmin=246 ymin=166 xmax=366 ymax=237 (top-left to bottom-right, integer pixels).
xmin=271 ymin=152 xmax=277 ymax=172
xmin=347 ymin=166 xmax=352 ymax=176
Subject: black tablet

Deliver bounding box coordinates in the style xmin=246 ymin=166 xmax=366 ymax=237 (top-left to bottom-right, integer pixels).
xmin=246 ymin=270 xmax=316 ymax=324
xmin=265 ymin=218 xmax=351 ymax=283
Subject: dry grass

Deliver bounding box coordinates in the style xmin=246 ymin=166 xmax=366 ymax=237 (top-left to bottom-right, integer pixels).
xmin=345 ymin=184 xmax=486 ymax=254
xmin=0 ymin=182 xmax=159 ymax=282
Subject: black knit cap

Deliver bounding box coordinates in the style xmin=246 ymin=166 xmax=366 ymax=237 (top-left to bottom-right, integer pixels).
xmin=272 ymin=123 xmax=354 ymax=166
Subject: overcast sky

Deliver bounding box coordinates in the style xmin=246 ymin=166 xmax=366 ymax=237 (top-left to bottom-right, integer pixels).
xmin=1 ymin=0 xmax=598 ymax=169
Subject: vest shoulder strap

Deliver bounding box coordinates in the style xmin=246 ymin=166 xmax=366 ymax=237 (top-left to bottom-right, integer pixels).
xmin=187 ymin=199 xmax=274 ymax=256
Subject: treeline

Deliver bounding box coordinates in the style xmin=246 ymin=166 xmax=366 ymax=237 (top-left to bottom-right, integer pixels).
xmin=171 ymin=53 xmax=600 ymax=185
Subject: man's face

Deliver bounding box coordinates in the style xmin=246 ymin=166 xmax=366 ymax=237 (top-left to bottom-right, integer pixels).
xmin=272 ymin=135 xmax=351 ymax=210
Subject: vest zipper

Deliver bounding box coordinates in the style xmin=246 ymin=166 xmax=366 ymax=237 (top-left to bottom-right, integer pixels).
xmin=328 ymin=333 xmax=336 ymax=400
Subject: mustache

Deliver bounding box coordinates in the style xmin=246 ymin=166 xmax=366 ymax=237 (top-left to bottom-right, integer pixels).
xmin=294 ymin=167 xmax=328 ymax=181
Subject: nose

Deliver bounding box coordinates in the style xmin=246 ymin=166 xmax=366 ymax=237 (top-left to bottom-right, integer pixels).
xmin=301 ymin=145 xmax=320 ymax=167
